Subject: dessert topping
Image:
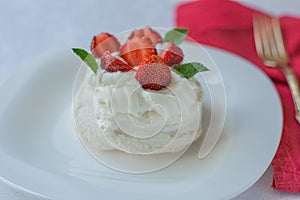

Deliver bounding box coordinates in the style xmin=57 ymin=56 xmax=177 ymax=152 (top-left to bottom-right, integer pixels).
xmin=72 ymin=48 xmax=98 ymax=74
xmin=173 ymin=62 xmax=208 ymax=79
xmin=163 ymin=28 xmax=188 ymax=46
xmin=140 ymin=55 xmax=164 ymax=66
xmin=120 ymin=37 xmax=157 ymax=66
xmin=90 ymin=32 xmax=121 ymax=58
xmin=160 ymin=42 xmax=184 ymax=67
xmin=129 ymin=27 xmax=163 ymax=45
xmin=100 ymin=51 xmax=133 ymax=72
xmin=135 ymin=62 xmax=171 ymax=90
xmin=72 ymin=28 xmax=208 ymax=91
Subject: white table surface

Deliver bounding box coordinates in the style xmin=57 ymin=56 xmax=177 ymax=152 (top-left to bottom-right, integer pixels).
xmin=0 ymin=0 xmax=300 ymax=199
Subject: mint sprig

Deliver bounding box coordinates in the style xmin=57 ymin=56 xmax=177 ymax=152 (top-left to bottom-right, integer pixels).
xmin=172 ymin=62 xmax=209 ymax=79
xmin=164 ymin=28 xmax=188 ymax=46
xmin=72 ymin=48 xmax=98 ymax=74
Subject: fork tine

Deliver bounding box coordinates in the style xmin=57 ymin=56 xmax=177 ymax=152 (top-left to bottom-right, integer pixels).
xmin=259 ymin=15 xmax=273 ymax=60
xmin=253 ymin=14 xmax=281 ymax=66
xmin=263 ymin=15 xmax=279 ymax=59
xmin=271 ymin=18 xmax=289 ymax=62
xmin=253 ymin=14 xmax=265 ymax=60
xmin=254 ymin=14 xmax=272 ymax=60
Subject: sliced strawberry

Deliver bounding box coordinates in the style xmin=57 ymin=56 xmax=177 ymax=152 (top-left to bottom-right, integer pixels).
xmin=144 ymin=27 xmax=163 ymax=45
xmin=135 ymin=62 xmax=171 ymax=90
xmin=128 ymin=29 xmax=144 ymax=39
xmin=100 ymin=51 xmax=133 ymax=72
xmin=90 ymin=32 xmax=121 ymax=58
xmin=120 ymin=37 xmax=157 ymax=67
xmin=129 ymin=27 xmax=163 ymax=45
xmin=159 ymin=42 xmax=184 ymax=67
xmin=140 ymin=55 xmax=163 ymax=66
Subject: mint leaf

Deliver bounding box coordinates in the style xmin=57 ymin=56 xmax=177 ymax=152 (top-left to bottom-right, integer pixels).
xmin=72 ymin=48 xmax=98 ymax=74
xmin=164 ymin=28 xmax=188 ymax=46
xmin=172 ymin=62 xmax=209 ymax=79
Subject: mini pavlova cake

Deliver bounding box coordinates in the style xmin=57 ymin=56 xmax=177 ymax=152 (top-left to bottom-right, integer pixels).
xmin=72 ymin=27 xmax=208 ymax=154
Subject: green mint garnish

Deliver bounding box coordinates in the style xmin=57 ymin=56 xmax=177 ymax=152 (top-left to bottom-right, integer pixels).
xmin=72 ymin=48 xmax=98 ymax=74
xmin=172 ymin=62 xmax=209 ymax=79
xmin=164 ymin=28 xmax=188 ymax=46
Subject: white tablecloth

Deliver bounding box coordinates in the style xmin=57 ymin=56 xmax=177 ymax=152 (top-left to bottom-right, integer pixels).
xmin=0 ymin=0 xmax=300 ymax=199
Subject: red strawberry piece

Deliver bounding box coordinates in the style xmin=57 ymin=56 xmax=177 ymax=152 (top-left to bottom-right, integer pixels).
xmin=144 ymin=27 xmax=163 ymax=45
xmin=90 ymin=32 xmax=121 ymax=58
xmin=160 ymin=42 xmax=184 ymax=67
xmin=140 ymin=55 xmax=164 ymax=66
xmin=135 ymin=62 xmax=171 ymax=90
xmin=128 ymin=29 xmax=144 ymax=38
xmin=100 ymin=51 xmax=133 ymax=72
xmin=129 ymin=27 xmax=163 ymax=45
xmin=120 ymin=37 xmax=157 ymax=67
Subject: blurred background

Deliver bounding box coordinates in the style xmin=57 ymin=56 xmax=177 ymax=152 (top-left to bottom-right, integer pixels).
xmin=0 ymin=0 xmax=180 ymax=86
xmin=1 ymin=0 xmax=300 ymax=86
xmin=0 ymin=0 xmax=300 ymax=199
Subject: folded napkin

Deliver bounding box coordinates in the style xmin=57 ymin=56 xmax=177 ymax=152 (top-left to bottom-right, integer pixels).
xmin=176 ymin=0 xmax=300 ymax=192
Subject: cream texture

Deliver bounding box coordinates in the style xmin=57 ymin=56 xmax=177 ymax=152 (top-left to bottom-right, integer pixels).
xmin=73 ymin=69 xmax=203 ymax=154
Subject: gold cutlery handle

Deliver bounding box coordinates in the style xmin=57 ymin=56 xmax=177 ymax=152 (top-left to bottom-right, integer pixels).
xmin=281 ymin=65 xmax=300 ymax=124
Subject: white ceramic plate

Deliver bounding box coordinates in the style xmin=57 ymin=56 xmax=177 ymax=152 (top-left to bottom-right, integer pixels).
xmin=0 ymin=43 xmax=282 ymax=200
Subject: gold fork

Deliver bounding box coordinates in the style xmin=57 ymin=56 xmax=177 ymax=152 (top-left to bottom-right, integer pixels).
xmin=253 ymin=14 xmax=300 ymax=124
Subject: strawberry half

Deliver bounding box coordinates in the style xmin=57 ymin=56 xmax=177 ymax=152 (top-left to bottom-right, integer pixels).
xmin=140 ymin=55 xmax=163 ymax=66
xmin=159 ymin=42 xmax=184 ymax=67
xmin=100 ymin=51 xmax=133 ymax=72
xmin=135 ymin=62 xmax=171 ymax=90
xmin=129 ymin=27 xmax=163 ymax=45
xmin=120 ymin=37 xmax=157 ymax=67
xmin=90 ymin=32 xmax=121 ymax=58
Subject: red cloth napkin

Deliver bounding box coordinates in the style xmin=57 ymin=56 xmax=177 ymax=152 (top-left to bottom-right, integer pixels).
xmin=176 ymin=0 xmax=300 ymax=192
